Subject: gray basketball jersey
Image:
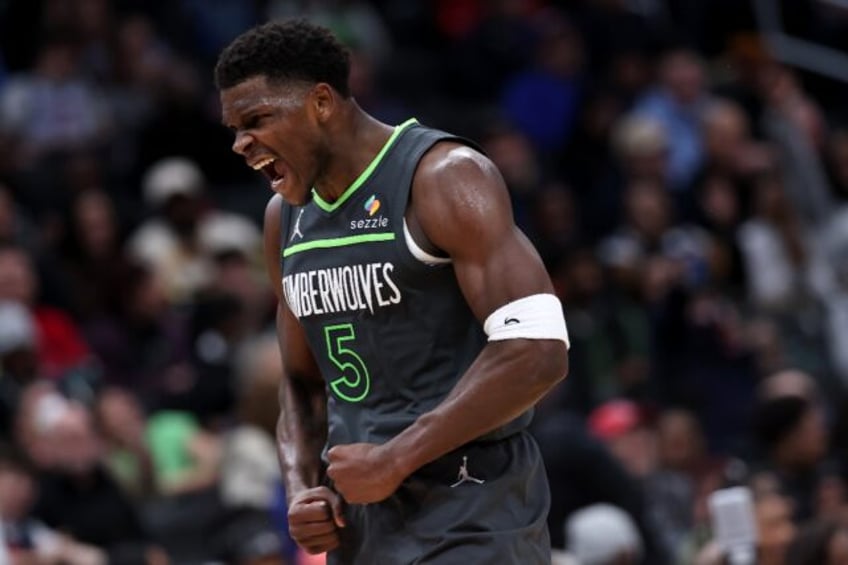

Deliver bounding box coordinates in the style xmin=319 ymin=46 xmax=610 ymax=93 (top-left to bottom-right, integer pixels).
xmin=279 ymin=119 xmax=531 ymax=450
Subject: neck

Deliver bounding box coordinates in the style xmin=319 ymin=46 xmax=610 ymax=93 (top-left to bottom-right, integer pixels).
xmin=312 ymin=101 xmax=394 ymax=203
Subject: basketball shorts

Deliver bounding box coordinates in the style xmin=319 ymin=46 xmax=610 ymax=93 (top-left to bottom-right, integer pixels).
xmin=327 ymin=430 xmax=551 ymax=564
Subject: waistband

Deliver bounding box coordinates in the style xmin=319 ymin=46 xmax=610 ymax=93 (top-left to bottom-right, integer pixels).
xmin=410 ymin=429 xmax=532 ymax=485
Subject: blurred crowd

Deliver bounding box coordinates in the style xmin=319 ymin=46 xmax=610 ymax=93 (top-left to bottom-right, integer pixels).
xmin=1 ymin=0 xmax=848 ymax=564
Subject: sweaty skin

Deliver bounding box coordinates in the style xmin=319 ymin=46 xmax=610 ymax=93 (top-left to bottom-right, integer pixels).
xmin=224 ymin=76 xmax=569 ymax=555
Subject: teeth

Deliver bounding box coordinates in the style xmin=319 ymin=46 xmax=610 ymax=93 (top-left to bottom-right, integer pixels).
xmin=251 ymin=157 xmax=275 ymax=170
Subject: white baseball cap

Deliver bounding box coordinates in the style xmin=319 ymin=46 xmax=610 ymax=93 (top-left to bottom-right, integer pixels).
xmin=143 ymin=157 xmax=205 ymax=206
xmin=567 ymin=503 xmax=644 ymax=565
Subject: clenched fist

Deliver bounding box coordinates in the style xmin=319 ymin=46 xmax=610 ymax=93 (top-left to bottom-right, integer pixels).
xmin=327 ymin=442 xmax=406 ymax=504
xmin=288 ymin=486 xmax=346 ymax=554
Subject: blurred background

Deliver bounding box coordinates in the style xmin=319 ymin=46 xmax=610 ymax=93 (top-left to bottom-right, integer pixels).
xmin=1 ymin=0 xmax=848 ymax=563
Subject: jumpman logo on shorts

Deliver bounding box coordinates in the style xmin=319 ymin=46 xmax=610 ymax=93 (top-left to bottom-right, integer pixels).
xmin=450 ymin=455 xmax=485 ymax=487
xmin=291 ymin=208 xmax=305 ymax=241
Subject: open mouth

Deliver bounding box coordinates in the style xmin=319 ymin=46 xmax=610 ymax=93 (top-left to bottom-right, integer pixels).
xmin=251 ymin=156 xmax=285 ymax=189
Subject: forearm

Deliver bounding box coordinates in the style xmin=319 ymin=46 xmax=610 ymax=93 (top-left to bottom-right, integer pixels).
xmin=278 ymin=374 xmax=328 ymax=501
xmin=385 ymin=339 xmax=567 ymax=477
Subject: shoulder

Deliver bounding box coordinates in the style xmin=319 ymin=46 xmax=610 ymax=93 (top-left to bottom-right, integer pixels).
xmin=413 ymin=141 xmax=509 ymax=217
xmin=415 ymin=141 xmax=502 ymax=192
xmin=262 ymin=194 xmax=286 ymax=295
xmin=262 ymin=194 xmax=285 ymax=243
xmin=411 ymin=140 xmax=513 ymax=255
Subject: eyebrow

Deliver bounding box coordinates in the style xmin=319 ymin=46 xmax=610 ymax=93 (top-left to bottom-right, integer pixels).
xmin=220 ymin=97 xmax=265 ymax=128
xmin=221 ymin=86 xmax=309 ymax=126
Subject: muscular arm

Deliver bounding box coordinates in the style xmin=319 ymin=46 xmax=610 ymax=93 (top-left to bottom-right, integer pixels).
xmin=274 ymin=303 xmax=327 ymax=496
xmin=262 ymin=195 xmax=328 ymax=500
xmin=327 ymin=143 xmax=569 ymax=501
xmin=387 ymin=144 xmax=569 ymax=475
xmin=264 ymin=196 xmax=344 ymax=553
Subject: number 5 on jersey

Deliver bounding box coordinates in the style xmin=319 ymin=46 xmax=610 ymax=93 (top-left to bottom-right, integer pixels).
xmin=324 ymin=323 xmax=371 ymax=402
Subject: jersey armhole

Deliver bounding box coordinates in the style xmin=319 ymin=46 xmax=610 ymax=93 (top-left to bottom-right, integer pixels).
xmin=394 ymin=126 xmax=481 ymax=268
xmin=403 ymin=218 xmax=451 ymax=266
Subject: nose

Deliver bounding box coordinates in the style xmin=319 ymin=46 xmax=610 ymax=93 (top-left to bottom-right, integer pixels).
xmin=231 ymin=131 xmax=253 ymax=155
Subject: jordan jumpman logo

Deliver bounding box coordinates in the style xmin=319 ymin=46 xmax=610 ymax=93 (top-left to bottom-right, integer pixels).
xmin=291 ymin=208 xmax=305 ymax=241
xmin=450 ymin=456 xmax=485 ymax=487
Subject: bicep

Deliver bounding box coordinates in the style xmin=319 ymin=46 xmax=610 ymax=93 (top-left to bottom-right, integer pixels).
xmin=414 ymin=146 xmax=553 ymax=321
xmin=454 ymin=227 xmax=553 ymax=322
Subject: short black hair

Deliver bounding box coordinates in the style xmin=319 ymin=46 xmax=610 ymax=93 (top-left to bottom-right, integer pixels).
xmin=214 ymin=19 xmax=351 ymax=96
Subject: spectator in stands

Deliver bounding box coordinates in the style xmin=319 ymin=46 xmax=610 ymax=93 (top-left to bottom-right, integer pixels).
xmin=108 ymin=14 xmax=178 ymax=133
xmin=128 ymin=156 xmax=260 ymax=305
xmin=0 ymin=245 xmax=92 ymax=381
xmin=737 ymin=170 xmax=826 ymax=313
xmin=599 ymin=179 xmax=712 ymax=294
xmin=83 ymin=260 xmax=193 ymax=409
xmin=201 ymin=222 xmax=272 ymax=338
xmin=587 ymin=400 xmax=658 ymax=478
xmin=12 ymin=381 xmax=169 ymax=564
xmin=751 ymin=394 xmax=843 ymax=523
xmin=611 ymin=113 xmax=669 ymax=186
xmin=654 ymin=408 xmax=731 ymax=558
xmin=550 ymin=248 xmax=651 ymax=413
xmin=96 ymin=386 xmax=221 ymax=500
xmin=699 ymin=98 xmax=773 ymax=187
xmin=93 ymin=386 xmax=156 ymax=499
xmin=0 ymin=34 xmax=111 ymax=171
xmin=693 ymin=174 xmax=747 ymax=295
xmin=533 ymin=409 xmax=670 ymax=564
xmin=587 ymin=113 xmax=669 ymax=237
xmin=0 ymin=442 xmax=106 ymax=564
xmin=0 ymin=300 xmax=39 ymax=437
xmin=60 ymin=188 xmax=130 ymax=321
xmin=692 ymin=488 xmax=796 ymax=565
xmin=500 ymin=10 xmax=584 ymax=155
xmin=631 ymin=47 xmax=712 ymax=192
xmin=758 ymin=65 xmax=832 ymax=227
xmin=753 ymin=489 xmax=797 ymax=565
xmin=786 ymin=519 xmax=848 ymax=565
xmin=588 ymin=400 xmax=701 ymax=557
xmin=220 ymin=332 xmax=280 ymax=511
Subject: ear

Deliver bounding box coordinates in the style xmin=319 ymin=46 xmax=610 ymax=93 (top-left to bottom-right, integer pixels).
xmin=309 ymin=83 xmax=336 ymax=124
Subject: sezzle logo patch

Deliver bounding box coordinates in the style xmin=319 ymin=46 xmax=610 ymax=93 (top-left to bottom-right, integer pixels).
xmin=364 ymin=194 xmax=381 ymax=216
xmin=351 ymin=194 xmax=389 ymax=230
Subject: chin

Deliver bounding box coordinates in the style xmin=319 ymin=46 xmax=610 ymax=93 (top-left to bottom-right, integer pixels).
xmin=289 ymin=198 xmax=310 ymax=207
xmin=280 ymin=190 xmax=311 ymax=207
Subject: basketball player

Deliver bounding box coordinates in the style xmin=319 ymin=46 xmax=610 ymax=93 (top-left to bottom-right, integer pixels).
xmin=216 ymin=20 xmax=570 ymax=564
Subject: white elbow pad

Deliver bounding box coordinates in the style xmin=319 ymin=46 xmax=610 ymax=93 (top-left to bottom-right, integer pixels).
xmin=483 ymin=293 xmax=570 ymax=349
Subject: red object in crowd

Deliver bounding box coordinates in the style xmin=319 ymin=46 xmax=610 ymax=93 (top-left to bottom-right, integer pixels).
xmin=588 ymin=400 xmax=643 ymax=440
xmin=33 ymin=305 xmax=90 ymax=379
